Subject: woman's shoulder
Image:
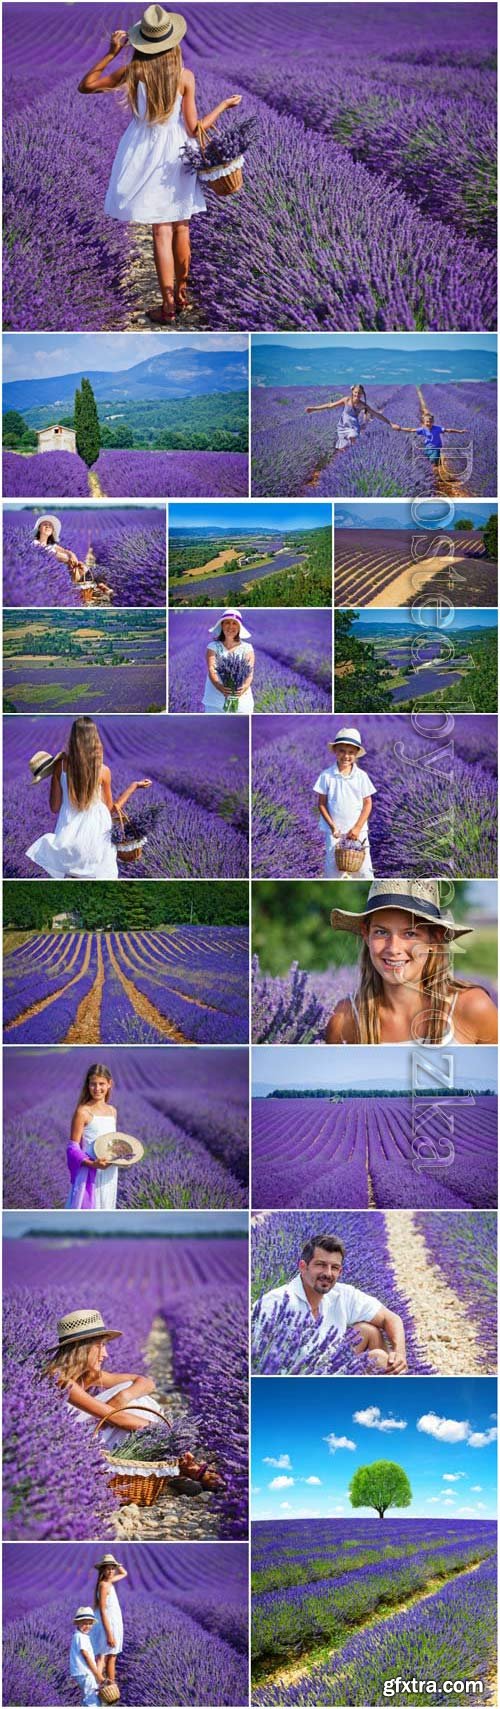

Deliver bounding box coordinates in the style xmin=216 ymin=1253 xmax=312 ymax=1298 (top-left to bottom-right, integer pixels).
xmin=325 ymin=996 xmax=356 ymax=1043
xmin=455 ymin=984 xmax=498 ymax=1028
xmin=100 ymin=762 xmax=111 ymax=781
xmin=182 ymin=66 xmax=195 ymax=90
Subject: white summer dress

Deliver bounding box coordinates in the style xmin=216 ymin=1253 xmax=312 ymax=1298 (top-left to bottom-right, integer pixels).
xmin=92 ymin=1583 xmax=124 ymax=1658
xmin=202 ymin=640 xmax=254 ymax=713
xmin=26 ymin=769 xmax=118 ymax=880
xmin=68 ymin=1377 xmax=169 ymax=1482
xmin=86 ymin=1112 xmax=118 ymax=1212
xmin=105 ymin=84 xmax=206 ymax=223
xmin=336 ymin=401 xmax=366 ymax=450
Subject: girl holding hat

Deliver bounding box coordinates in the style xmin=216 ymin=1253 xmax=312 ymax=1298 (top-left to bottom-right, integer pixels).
xmin=203 ymin=610 xmax=255 ymax=713
xmin=32 ymin=517 xmax=112 ymax=601
xmin=305 ymin=384 xmax=400 ymax=454
xmin=313 ymin=729 xmax=376 ymax=879
xmin=67 ymin=1065 xmax=119 ymax=1212
xmin=79 ymin=8 xmax=243 ymax=323
xmin=92 ymin=1558 xmax=127 ymax=1695
xmin=26 ymin=716 xmax=152 ymax=880
xmin=325 ymin=879 xmax=498 ymax=1046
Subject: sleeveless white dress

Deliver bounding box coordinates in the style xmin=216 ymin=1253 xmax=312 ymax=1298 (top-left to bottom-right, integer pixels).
xmin=26 ymin=769 xmax=118 ymax=880
xmin=83 ymin=1112 xmax=118 ymax=1211
xmin=92 ymin=1583 xmax=124 ymax=1657
xmin=202 ymin=640 xmax=254 ymax=713
xmin=336 ymin=401 xmax=365 ymax=449
xmin=105 ymin=84 xmax=206 ymax=223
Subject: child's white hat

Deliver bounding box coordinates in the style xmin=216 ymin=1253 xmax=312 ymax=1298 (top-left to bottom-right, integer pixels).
xmin=328 ymin=726 xmax=366 ymax=756
xmin=208 ymin=609 xmax=251 ymax=640
xmin=74 ymin=1607 xmax=97 ymax=1625
xmin=33 ymin=514 xmax=61 ymax=542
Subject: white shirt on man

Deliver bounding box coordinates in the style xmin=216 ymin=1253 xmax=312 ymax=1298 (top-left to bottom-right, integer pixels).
xmin=254 ymin=1271 xmax=382 ymax=1346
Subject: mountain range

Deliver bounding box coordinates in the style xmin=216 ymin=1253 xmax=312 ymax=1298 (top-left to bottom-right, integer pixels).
xmin=252 ymin=344 xmax=496 ymax=388
xmin=4 ymin=349 xmax=248 ymax=415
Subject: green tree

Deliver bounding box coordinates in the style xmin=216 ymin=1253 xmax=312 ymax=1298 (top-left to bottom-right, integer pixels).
xmin=334 ymin=610 xmax=394 ymax=712
xmin=483 ymin=512 xmax=497 ymax=561
xmin=454 ymin=518 xmax=473 ymax=531
xmin=74 ymin=377 xmax=101 ymax=467
xmin=349 ymin=1460 xmax=412 ymax=1519
xmin=3 ymin=409 xmax=38 ymax=450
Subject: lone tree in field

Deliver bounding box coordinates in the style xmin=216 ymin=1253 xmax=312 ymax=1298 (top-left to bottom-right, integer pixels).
xmin=75 ymin=377 xmax=101 ymax=468
xmin=348 ymin=1460 xmax=412 ymax=1519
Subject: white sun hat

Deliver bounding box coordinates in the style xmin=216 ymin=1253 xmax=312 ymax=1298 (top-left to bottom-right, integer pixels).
xmin=33 ymin=514 xmax=62 ymax=542
xmin=208 ymin=609 xmax=251 ymax=640
xmin=328 ymin=726 xmax=366 ymax=756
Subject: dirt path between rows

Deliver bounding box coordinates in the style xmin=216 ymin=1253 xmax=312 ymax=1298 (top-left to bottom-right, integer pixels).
xmin=111 ymin=1315 xmax=221 ymax=1542
xmin=88 ymin=470 xmax=105 ymax=498
xmin=121 ymin=226 xmax=209 ymax=331
xmin=65 ymin=933 xmax=104 ymax=1044
xmin=4 ymin=935 xmax=92 ymax=1033
xmin=106 ymin=936 xmax=188 ymax=1043
xmin=260 ymin=1559 xmax=485 ymax=1693
xmin=384 ymin=1210 xmax=485 ymax=1376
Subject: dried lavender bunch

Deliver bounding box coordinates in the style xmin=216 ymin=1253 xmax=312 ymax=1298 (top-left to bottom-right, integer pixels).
xmin=110 ymin=1415 xmax=196 ymax=1463
xmin=214 ymin=650 xmax=251 ymax=712
xmin=181 ymin=116 xmax=258 ymax=173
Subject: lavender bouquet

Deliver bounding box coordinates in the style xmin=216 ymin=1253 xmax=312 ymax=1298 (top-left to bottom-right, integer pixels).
xmin=111 ymin=797 xmax=163 ymax=849
xmin=214 ymin=652 xmax=250 ymax=713
xmin=110 ymin=1415 xmax=196 ymax=1464
xmin=181 ymin=116 xmax=258 ymax=176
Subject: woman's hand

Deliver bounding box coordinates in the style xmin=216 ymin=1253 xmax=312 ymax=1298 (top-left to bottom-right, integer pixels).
xmin=110 ymin=29 xmax=128 ymax=53
xmin=136 ymin=778 xmax=152 ymax=789
xmin=223 ymin=94 xmax=242 ymax=109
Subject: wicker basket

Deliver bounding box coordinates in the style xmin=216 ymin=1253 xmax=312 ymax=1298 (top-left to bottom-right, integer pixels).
xmin=335 ymin=842 xmax=366 ymax=874
xmin=196 ymin=125 xmax=244 ymax=196
xmin=112 ymin=804 xmax=147 ymax=865
xmin=94 ymin=1405 xmax=179 ymax=1509
xmin=100 ymin=1685 xmax=121 ymax=1705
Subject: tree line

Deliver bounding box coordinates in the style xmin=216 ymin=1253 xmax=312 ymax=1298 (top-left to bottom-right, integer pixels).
xmin=4 ymin=881 xmax=249 ymax=931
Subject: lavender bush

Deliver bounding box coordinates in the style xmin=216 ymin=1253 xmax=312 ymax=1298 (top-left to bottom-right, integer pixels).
xmin=3 ymin=507 xmax=166 ymax=607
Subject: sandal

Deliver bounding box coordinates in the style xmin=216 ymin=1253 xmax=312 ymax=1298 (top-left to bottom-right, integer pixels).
xmin=147 ymin=293 xmax=176 ymax=324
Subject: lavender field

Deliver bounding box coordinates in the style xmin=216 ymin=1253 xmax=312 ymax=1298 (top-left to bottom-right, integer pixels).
xmin=3 ymin=1233 xmax=248 ymax=1540
xmin=4 ymin=1046 xmax=249 ymax=1209
xmin=4 ymin=925 xmax=249 ymax=1044
xmin=4 ymin=610 xmax=166 ymax=714
xmin=3 ymin=715 xmax=249 ymax=879
xmin=251 ymin=1094 xmax=498 ymax=1211
xmin=252 ymin=1517 xmax=497 ymax=1706
xmin=3 ymin=4 xmax=496 ymax=332
xmin=251 ymin=714 xmax=498 ymax=878
xmin=333 ymin=527 xmax=498 ymax=609
xmin=3 ymin=507 xmax=167 ymax=607
xmin=251 ymin=383 xmax=497 ymax=499
xmin=3 ymin=449 xmax=248 ymax=501
xmin=3 ymin=1542 xmax=248 ymax=1707
xmin=169 ymin=610 xmax=332 ymax=713
xmin=251 ymin=1210 xmax=497 ymax=1375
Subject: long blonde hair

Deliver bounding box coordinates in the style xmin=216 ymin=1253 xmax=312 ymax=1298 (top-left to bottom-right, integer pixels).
xmin=43 ymin=1336 xmax=104 ymax=1389
xmin=126 ymin=46 xmax=183 ymax=123
xmin=354 ymin=924 xmax=464 ymax=1044
xmin=66 ymin=718 xmax=103 ymax=810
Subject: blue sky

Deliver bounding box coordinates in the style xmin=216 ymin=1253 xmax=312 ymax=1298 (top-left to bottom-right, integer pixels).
xmin=351 ymin=609 xmax=497 ymax=633
xmin=3 ymin=333 xmax=248 ymax=382
xmin=252 ymin=1044 xmax=497 ymax=1096
xmin=4 ymin=1211 xmax=247 ymax=1239
xmin=169 ymin=502 xmax=330 ymax=532
xmin=253 ymin=336 xmax=497 ymax=353
xmin=252 ymin=1378 xmax=497 ymax=1522
xmin=335 ymin=502 xmax=495 ymax=530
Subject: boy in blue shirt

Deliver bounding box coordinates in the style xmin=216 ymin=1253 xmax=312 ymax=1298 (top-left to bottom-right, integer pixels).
xmin=393 ymin=410 xmax=463 ymax=466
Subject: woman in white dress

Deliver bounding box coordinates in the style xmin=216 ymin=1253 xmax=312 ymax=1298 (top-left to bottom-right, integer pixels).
xmin=78 ymin=5 xmax=243 ymax=322
xmin=305 ymin=384 xmax=399 ymax=453
xmin=32 ymin=517 xmax=113 ymax=601
xmin=92 ymin=1557 xmax=127 ymax=1694
xmin=203 ymin=609 xmax=255 ymax=714
xmin=67 ymin=1064 xmax=119 ymax=1212
xmin=26 ymin=716 xmax=151 ymax=880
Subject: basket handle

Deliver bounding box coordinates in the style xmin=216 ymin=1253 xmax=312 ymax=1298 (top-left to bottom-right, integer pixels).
xmin=111 ymin=803 xmax=129 ymax=836
xmin=92 ymin=1401 xmax=169 ymax=1441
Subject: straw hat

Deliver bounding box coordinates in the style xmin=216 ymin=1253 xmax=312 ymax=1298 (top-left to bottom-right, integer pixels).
xmin=74 ymin=1608 xmax=97 ymax=1625
xmin=93 ymin=1554 xmax=123 ymax=1571
xmin=46 ymin=1308 xmax=123 ymax=1356
xmin=208 ymin=609 xmax=251 ymax=641
xmin=128 ymin=5 xmax=187 ymax=53
xmin=328 ymin=727 xmax=366 ymax=756
xmin=94 ymin=1131 xmax=144 ymax=1168
xmin=33 ymin=514 xmax=61 ymax=542
xmin=331 ymin=878 xmax=473 ymax=938
xmin=29 ymin=750 xmax=64 ymax=784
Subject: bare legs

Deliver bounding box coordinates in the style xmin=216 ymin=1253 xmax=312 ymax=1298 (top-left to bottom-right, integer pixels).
xmin=149 ymin=221 xmax=192 ymax=321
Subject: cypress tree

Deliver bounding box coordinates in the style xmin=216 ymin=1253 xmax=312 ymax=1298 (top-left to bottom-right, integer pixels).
xmin=74 ymin=377 xmax=101 ymax=468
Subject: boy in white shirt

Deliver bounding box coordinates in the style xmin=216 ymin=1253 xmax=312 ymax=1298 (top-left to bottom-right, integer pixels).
xmin=313 ymin=727 xmax=376 ymax=878
xmin=69 ymin=1608 xmax=104 ymax=1707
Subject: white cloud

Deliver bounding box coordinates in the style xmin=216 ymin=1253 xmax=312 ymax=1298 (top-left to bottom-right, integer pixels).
xmin=468 ymin=1428 xmax=497 ymax=1448
xmin=303 ymin=1476 xmax=322 ymax=1486
xmin=324 ymin=1433 xmax=356 ymax=1454
xmin=458 ymin=1506 xmax=481 ymax=1515
xmin=417 ymin=1413 xmax=470 ymax=1444
xmin=263 ymin=1454 xmax=292 ymax=1469
xmin=443 ymin=1473 xmax=464 ymax=1482
xmin=279 ymin=1503 xmax=292 ymax=1511
xmin=470 ymin=1486 xmax=483 ymax=1493
xmin=269 ymin=1476 xmax=294 ymax=1490
xmin=353 ymin=1406 xmax=406 ymax=1433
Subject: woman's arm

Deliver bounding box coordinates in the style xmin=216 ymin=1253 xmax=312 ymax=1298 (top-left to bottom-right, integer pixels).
xmin=66 ymin=1379 xmax=151 ymax=1430
xmin=237 ymin=646 xmax=255 ymax=696
xmin=366 ymin=408 xmax=394 ymax=425
xmin=305 ymin=398 xmax=345 ymax=414
xmin=113 ymin=778 xmax=152 ymax=812
xmin=182 ymin=69 xmax=241 ymax=137
xmin=78 ymin=31 xmax=129 ymax=94
xmin=97 ymin=1372 xmax=156 ymax=1400
xmin=456 ymin=987 xmax=498 ymax=1045
xmin=206 ymin=648 xmax=228 ymax=698
xmin=49 ymin=755 xmax=64 ymax=813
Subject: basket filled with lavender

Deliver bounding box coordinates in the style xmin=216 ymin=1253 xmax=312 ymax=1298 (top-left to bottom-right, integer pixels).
xmin=103 ymin=1414 xmax=195 ymax=1507
xmin=111 ymin=798 xmax=163 ymax=865
xmin=334 ymin=836 xmax=366 ymax=874
xmin=182 ymin=116 xmax=257 ymax=198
